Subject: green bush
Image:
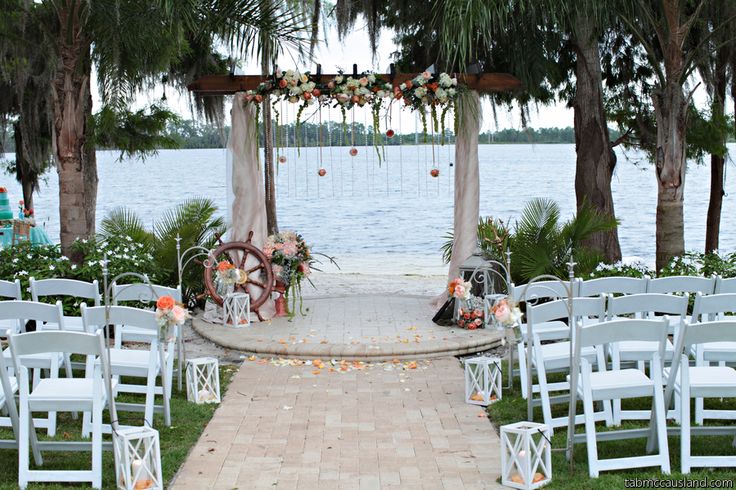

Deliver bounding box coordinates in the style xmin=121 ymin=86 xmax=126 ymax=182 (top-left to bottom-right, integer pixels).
xmin=588 ymin=260 xmax=653 ymax=279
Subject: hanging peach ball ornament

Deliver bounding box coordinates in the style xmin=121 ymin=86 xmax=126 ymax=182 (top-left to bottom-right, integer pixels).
xmin=318 ymin=168 xmax=327 ymax=177
xmin=430 ymin=168 xmax=440 ymax=178
xmin=349 ymin=147 xmax=358 ymax=157
xmin=386 ymin=129 xmax=395 ymax=138
xmin=278 ymin=155 xmax=287 ymax=164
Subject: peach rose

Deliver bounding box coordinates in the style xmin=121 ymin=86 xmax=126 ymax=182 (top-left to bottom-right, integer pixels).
xmin=217 ymin=260 xmax=234 ymax=272
xmin=172 ymin=305 xmax=187 ymax=324
xmin=493 ymin=301 xmax=510 ymax=323
xmin=156 ymin=295 xmax=175 ymax=311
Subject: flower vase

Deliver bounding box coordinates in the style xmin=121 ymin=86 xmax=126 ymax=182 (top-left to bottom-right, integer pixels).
xmin=274 ymin=280 xmax=289 ymax=317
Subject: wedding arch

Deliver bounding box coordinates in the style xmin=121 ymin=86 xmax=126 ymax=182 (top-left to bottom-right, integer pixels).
xmin=188 ymin=67 xmax=522 ymax=291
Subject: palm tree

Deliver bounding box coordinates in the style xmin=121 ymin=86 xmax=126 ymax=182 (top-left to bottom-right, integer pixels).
xmin=2 ymin=0 xmax=306 ymax=259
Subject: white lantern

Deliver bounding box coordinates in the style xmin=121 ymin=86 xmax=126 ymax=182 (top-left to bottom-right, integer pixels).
xmin=501 ymin=422 xmax=552 ymax=489
xmin=223 ymin=292 xmax=250 ymax=327
xmin=186 ymin=357 xmax=221 ymax=404
xmin=113 ymin=426 xmax=163 ymax=490
xmin=464 ymin=356 xmax=502 ymax=405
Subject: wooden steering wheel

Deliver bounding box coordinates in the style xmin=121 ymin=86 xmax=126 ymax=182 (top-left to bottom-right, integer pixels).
xmin=203 ymin=232 xmax=274 ymax=316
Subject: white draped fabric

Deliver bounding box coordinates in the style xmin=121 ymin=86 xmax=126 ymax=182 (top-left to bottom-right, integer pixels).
xmin=206 ymin=93 xmax=275 ymax=322
xmin=447 ymin=91 xmax=481 ymax=283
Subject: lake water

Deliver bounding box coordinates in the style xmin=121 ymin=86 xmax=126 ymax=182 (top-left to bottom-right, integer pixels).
xmin=3 ymin=144 xmax=735 ymax=275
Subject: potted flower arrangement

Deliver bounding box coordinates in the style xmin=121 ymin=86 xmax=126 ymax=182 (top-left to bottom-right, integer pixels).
xmin=263 ymin=231 xmax=313 ymax=316
xmin=448 ymin=278 xmax=486 ymax=329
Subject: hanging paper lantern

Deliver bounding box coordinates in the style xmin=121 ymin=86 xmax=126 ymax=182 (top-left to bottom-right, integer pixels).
xmin=386 ymin=129 xmax=395 ymax=138
xmin=430 ymin=168 xmax=440 ymax=178
xmin=318 ymin=168 xmax=327 ymax=177
xmin=349 ymin=148 xmax=358 ymax=157
xmin=278 ymin=155 xmax=287 ymax=164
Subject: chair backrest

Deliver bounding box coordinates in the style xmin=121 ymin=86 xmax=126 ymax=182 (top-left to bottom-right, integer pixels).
xmin=112 ymin=282 xmax=182 ymax=305
xmin=606 ymin=293 xmax=688 ymax=319
xmin=0 ymin=279 xmax=22 ymax=300
xmin=0 ymin=300 xmax=64 ymax=328
xmin=511 ymin=280 xmax=577 ymax=302
xmin=678 ymin=320 xmax=736 ymax=348
xmin=646 ymin=275 xmax=715 ymax=295
xmin=528 ymin=296 xmax=606 ymax=341
xmin=578 ymin=276 xmax=647 ymax=297
xmin=714 ymin=276 xmax=736 ymax=294
xmin=82 ymin=305 xmax=158 ymax=335
xmin=690 ymin=292 xmax=736 ymax=322
xmin=30 ymin=277 xmax=101 ymax=305
xmin=9 ymin=330 xmax=104 ymax=358
xmin=577 ymin=318 xmax=669 ymax=351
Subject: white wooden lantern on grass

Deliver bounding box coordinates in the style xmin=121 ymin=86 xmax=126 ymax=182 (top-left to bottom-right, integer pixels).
xmin=113 ymin=426 xmax=163 ymax=490
xmin=186 ymin=357 xmax=221 ymax=404
xmin=223 ymin=291 xmax=250 ymax=327
xmin=464 ymin=355 xmax=502 ymax=405
xmin=500 ymin=422 xmax=552 ymax=489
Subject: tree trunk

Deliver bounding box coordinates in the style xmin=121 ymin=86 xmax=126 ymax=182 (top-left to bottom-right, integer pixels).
xmin=705 ymin=51 xmax=729 ymax=253
xmin=50 ymin=3 xmax=96 ymax=259
xmin=572 ymin=15 xmax=622 ymax=263
xmin=652 ymin=82 xmax=688 ymax=271
xmin=13 ymin=122 xmax=35 ymax=208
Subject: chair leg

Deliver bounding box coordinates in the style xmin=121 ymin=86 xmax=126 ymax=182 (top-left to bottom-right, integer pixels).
xmin=581 ymin=365 xmax=599 ymax=478
xmin=63 ymin=354 xmax=78 ymax=421
xmin=177 ymin=335 xmax=185 ymax=392
xmin=91 ymin=399 xmax=102 ymax=489
xmin=681 ymin=381 xmax=691 ymax=473
xmin=536 ymin=362 xmax=553 ymax=435
xmin=144 ymin=365 xmax=157 ymax=427
xmin=46 ymin=364 xmax=58 ymax=437
xmin=18 ymin=369 xmax=29 ymax=490
xmin=651 ymin=383 xmax=670 ymax=474
xmin=517 ymin=342 xmax=528 ymax=399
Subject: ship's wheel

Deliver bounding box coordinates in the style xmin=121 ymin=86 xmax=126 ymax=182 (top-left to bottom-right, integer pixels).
xmin=203 ymin=231 xmax=274 ymax=319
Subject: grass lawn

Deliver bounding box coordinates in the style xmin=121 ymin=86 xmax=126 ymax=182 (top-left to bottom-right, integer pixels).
xmin=0 ymin=363 xmax=237 ymax=489
xmin=488 ymin=369 xmax=736 ymax=489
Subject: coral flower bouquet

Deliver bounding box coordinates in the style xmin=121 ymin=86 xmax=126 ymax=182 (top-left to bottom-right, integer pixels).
xmin=448 ymin=278 xmax=485 ymax=329
xmin=155 ymin=295 xmax=189 ymax=342
xmin=491 ymin=297 xmax=523 ymax=340
xmin=215 ymin=260 xmax=246 ymax=294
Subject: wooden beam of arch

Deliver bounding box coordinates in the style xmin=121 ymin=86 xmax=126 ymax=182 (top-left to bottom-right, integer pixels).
xmin=187 ymin=72 xmax=522 ymax=95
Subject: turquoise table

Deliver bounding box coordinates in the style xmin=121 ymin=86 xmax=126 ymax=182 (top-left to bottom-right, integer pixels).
xmin=0 ymin=225 xmax=54 ymax=248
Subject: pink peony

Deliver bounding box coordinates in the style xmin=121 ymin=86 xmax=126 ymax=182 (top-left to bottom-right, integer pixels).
xmin=454 ymin=285 xmax=466 ymax=299
xmin=282 ymin=242 xmax=298 ymax=256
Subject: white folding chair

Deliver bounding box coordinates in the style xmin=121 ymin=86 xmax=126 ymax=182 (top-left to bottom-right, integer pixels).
xmin=646 ymin=275 xmax=716 ymax=328
xmin=30 ymin=277 xmax=101 ymax=332
xmin=0 ymin=279 xmax=23 ymax=335
xmin=9 ymin=330 xmax=112 ymax=489
xmin=82 ymin=305 xmax=172 ymax=428
xmin=0 ymin=301 xmax=74 ymax=436
xmin=511 ymin=280 xmax=578 ymax=399
xmin=577 ymin=276 xmax=648 ymax=297
xmin=528 ymin=296 xmax=611 ymax=433
xmin=574 ymin=318 xmax=671 ymax=477
xmin=606 ymin=293 xmax=688 ymax=423
xmin=665 ymin=320 xmax=736 ymax=473
xmin=689 ymin=293 xmax=736 ymax=424
xmin=112 ymin=282 xmax=186 ymax=391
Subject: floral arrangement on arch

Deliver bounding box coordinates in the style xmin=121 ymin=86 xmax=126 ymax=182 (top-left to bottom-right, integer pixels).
xmin=241 ymin=68 xmax=461 ymax=150
xmin=264 ymin=231 xmax=313 ymax=313
xmin=155 ymin=295 xmax=189 ymax=342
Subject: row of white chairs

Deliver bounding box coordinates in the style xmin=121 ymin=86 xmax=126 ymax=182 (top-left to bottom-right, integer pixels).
xmin=0 ymin=277 xmax=187 ymax=390
xmin=573 ymin=317 xmax=736 ymax=477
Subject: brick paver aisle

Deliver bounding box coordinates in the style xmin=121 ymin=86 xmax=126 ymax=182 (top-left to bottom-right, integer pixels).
xmin=171 ymin=357 xmax=502 ymax=489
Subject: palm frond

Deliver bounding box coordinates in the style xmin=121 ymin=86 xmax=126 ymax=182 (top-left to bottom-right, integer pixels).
xmin=98 ymin=207 xmax=154 ymax=245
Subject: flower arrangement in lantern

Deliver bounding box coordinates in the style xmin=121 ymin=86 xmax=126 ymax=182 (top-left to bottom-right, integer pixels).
xmin=113 ymin=426 xmax=163 ymax=490
xmin=491 ymin=297 xmax=523 ymax=341
xmin=215 ymin=260 xmax=247 ymax=295
xmin=186 ymin=357 xmax=221 ymax=404
xmin=500 ymin=421 xmax=552 ymax=489
xmin=154 ymin=295 xmax=188 ymax=342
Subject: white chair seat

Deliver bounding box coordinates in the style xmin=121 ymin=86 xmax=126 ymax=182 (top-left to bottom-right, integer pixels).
xmin=27 ymin=378 xmax=115 ymax=412
xmin=667 ymin=366 xmax=736 ymax=390
xmin=581 ymin=369 xmax=654 ymax=400
xmin=700 ymin=342 xmax=736 ymax=362
xmin=535 ymin=342 xmax=597 ymax=370
xmin=617 ymin=340 xmax=674 ymax=361
xmin=102 ymin=348 xmax=161 ymax=376
xmin=3 ymin=348 xmax=62 ymax=369
xmin=39 ymin=316 xmax=86 ymax=333
xmin=519 ymin=320 xmax=567 ymax=339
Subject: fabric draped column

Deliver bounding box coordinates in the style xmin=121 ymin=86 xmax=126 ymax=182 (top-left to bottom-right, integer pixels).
xmin=448 ymin=90 xmax=481 ymax=281
xmin=210 ymin=92 xmax=275 ymax=320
